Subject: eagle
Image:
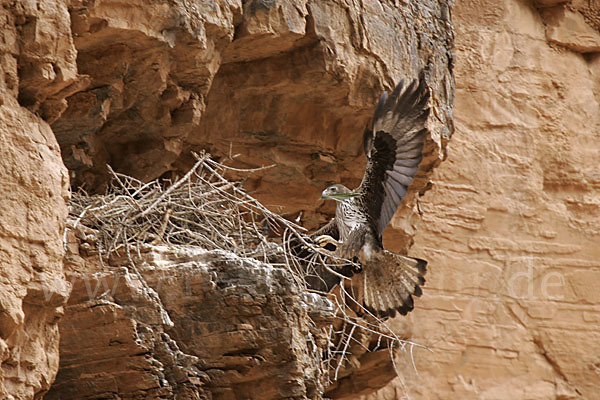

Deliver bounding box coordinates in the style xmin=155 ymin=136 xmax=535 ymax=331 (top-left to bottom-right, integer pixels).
xmin=304 ymin=74 xmax=430 ymax=319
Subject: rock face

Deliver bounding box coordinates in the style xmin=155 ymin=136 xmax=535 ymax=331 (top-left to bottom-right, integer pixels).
xmin=363 ymin=0 xmax=600 ymax=399
xmin=47 ymin=240 xmax=333 ymax=399
xmin=2 ymin=0 xmax=599 ymax=399
xmin=2 ymin=0 xmax=452 ymax=397
xmin=48 ymin=0 xmax=454 ymax=233
xmin=2 ymin=0 xmax=453 ymax=398
xmin=0 ymin=94 xmax=70 ymax=399
xmin=0 ymin=3 xmax=72 ymax=399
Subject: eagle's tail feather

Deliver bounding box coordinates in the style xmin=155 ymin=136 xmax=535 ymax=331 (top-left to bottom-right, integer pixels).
xmin=362 ymin=251 xmax=427 ymax=318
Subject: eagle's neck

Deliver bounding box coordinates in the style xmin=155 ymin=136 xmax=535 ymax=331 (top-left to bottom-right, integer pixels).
xmin=336 ymin=197 xmax=368 ymax=241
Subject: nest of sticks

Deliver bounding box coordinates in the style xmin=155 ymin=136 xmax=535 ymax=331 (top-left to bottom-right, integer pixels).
xmin=68 ymin=152 xmax=342 ymax=276
xmin=67 ymin=152 xmax=421 ymax=388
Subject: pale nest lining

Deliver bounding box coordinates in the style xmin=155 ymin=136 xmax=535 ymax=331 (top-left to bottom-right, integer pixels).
xmin=67 ymin=152 xmax=424 ymax=388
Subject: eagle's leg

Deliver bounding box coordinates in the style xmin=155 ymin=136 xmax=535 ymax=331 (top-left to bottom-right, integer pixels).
xmin=314 ymin=234 xmax=341 ymax=249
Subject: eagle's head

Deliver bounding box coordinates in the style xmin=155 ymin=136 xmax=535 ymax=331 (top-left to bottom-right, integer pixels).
xmin=320 ymin=184 xmax=361 ymax=202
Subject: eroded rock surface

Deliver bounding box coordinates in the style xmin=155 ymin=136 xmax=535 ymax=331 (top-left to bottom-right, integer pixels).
xmin=2 ymin=1 xmax=452 ymax=398
xmin=0 ymin=3 xmax=72 ymax=399
xmin=48 ymin=232 xmax=336 ymax=399
xmin=363 ymin=0 xmax=600 ymax=399
xmin=8 ymin=0 xmax=600 ymax=399
xmin=44 ymin=0 xmax=454 ymax=239
xmin=0 ymin=94 xmax=70 ymax=399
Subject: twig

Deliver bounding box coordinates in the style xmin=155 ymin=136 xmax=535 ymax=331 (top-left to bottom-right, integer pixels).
xmin=136 ymin=154 xmax=207 ymax=219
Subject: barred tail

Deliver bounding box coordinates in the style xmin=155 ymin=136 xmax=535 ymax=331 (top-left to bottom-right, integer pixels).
xmin=362 ymin=251 xmax=427 ymax=318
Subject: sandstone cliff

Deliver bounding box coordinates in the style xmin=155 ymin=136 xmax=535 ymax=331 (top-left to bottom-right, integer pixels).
xmin=1 ymin=0 xmax=451 ymax=398
xmin=1 ymin=0 xmax=599 ymax=399
xmin=363 ymin=0 xmax=600 ymax=399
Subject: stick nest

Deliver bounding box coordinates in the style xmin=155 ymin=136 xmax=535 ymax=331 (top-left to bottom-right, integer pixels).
xmin=68 ymin=152 xmax=345 ymax=288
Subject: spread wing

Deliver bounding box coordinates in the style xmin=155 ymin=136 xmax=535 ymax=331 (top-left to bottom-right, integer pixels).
xmin=357 ymin=74 xmax=430 ymax=237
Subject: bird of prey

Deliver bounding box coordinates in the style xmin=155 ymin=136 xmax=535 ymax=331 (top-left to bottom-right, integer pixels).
xmin=307 ymin=74 xmax=430 ymax=318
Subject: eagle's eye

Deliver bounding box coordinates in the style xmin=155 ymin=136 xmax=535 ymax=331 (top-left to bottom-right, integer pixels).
xmin=330 ymin=186 xmax=337 ymax=192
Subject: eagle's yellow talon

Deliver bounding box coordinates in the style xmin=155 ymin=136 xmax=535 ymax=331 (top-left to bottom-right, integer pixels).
xmin=315 ymin=234 xmax=340 ymax=248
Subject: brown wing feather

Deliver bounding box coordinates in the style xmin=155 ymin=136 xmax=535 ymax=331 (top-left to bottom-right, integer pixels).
xmin=357 ymin=73 xmax=430 ymax=236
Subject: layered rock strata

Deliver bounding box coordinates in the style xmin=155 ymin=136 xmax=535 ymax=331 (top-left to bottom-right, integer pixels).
xmin=364 ymin=0 xmax=600 ymax=398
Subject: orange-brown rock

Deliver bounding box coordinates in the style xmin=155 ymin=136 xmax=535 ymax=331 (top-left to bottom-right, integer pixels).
xmin=0 ymin=3 xmax=72 ymax=399
xmin=47 ymin=0 xmax=453 ymax=234
xmin=47 ymin=241 xmax=336 ymax=399
xmin=3 ymin=0 xmax=599 ymax=398
xmin=2 ymin=0 xmax=452 ymax=398
xmin=362 ymin=0 xmax=600 ymax=399
xmin=0 ymin=93 xmax=70 ymax=399
xmin=542 ymin=5 xmax=600 ymax=52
